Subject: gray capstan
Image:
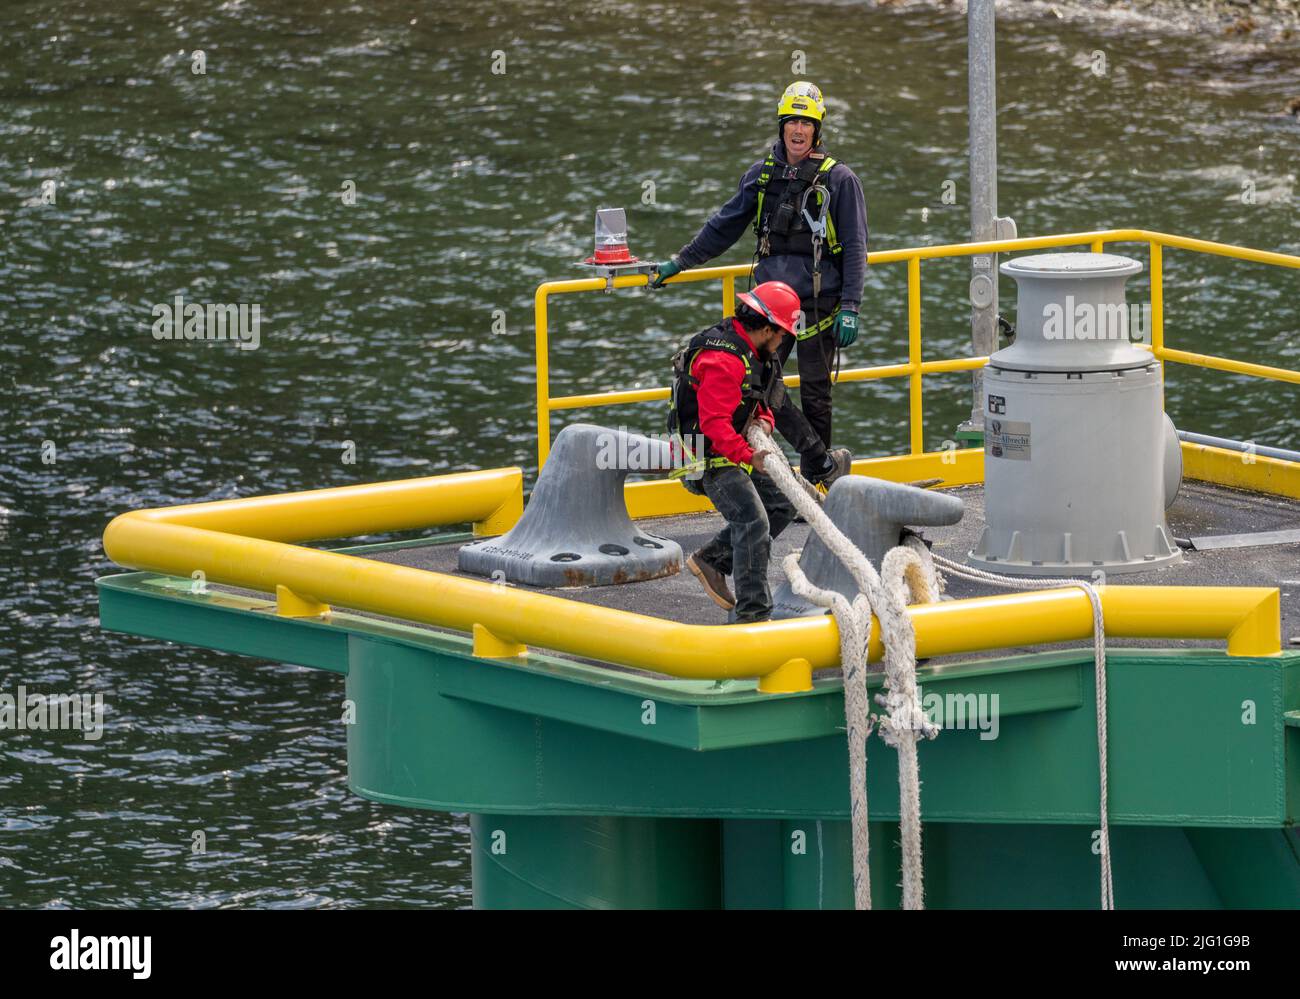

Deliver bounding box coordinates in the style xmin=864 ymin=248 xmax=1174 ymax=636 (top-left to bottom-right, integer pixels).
xmin=458 ymin=423 xmax=683 ymax=587
xmin=969 ymin=252 xmax=1183 ymax=576
xmin=772 ymin=477 xmax=965 ymax=619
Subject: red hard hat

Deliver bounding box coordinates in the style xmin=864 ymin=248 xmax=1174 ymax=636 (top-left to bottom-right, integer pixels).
xmin=736 ymin=281 xmax=802 ymax=336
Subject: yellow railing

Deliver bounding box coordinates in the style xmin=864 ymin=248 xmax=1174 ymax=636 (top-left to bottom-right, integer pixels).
xmin=535 ymin=228 xmax=1300 ymax=467
xmin=102 ymin=467 xmax=1283 ymax=695
xmin=98 ymin=227 xmax=1300 ymax=693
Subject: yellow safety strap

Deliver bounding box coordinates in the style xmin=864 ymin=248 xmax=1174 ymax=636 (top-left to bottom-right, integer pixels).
xmin=797 ymin=304 xmax=840 ymax=341
xmin=753 ymin=157 xmax=776 ymax=236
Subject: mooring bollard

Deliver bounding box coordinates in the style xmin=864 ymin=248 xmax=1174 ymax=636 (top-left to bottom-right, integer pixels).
xmin=773 ymin=477 xmax=964 ymax=619
xmin=459 ymin=423 xmax=683 ymax=587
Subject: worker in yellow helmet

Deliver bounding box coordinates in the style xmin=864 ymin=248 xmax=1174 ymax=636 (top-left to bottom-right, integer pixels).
xmin=653 ymin=81 xmax=868 ymax=491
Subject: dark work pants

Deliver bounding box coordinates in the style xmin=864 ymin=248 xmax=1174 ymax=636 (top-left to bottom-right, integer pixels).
xmin=695 ymin=465 xmax=797 ymax=623
xmin=774 ymin=314 xmax=838 ymax=460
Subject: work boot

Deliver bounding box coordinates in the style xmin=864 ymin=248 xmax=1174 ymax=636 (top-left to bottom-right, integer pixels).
xmin=687 ymin=553 xmax=735 ymax=610
xmin=806 ymin=447 xmax=853 ymax=495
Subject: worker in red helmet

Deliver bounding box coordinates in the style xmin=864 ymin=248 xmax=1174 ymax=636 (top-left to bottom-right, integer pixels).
xmin=666 ymin=281 xmax=802 ymax=622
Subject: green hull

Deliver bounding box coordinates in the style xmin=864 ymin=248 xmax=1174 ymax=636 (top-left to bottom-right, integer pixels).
xmin=97 ymin=557 xmax=1300 ymax=909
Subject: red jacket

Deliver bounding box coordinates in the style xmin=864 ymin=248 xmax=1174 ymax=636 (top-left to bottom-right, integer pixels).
xmin=690 ymin=319 xmax=776 ymax=466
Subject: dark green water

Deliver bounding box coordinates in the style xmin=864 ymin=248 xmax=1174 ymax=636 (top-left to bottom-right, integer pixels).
xmin=1 ymin=0 xmax=1297 ymax=907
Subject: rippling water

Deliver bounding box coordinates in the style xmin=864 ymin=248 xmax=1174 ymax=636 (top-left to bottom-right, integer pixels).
xmin=1 ymin=0 xmax=1297 ymax=907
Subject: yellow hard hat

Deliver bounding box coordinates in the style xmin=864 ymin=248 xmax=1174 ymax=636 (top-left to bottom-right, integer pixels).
xmin=777 ymin=81 xmax=826 ymax=122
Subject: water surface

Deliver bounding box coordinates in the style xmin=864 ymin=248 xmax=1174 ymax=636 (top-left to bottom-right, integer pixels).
xmin=1 ymin=0 xmax=1297 ymax=907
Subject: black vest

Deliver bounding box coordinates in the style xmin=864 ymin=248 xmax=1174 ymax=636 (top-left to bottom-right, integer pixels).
xmin=754 ymin=154 xmax=836 ymax=259
xmin=667 ymin=321 xmax=786 ymax=460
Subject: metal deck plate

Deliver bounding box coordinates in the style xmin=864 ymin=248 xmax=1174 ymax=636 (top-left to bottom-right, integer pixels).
xmin=356 ymin=478 xmax=1300 ymax=652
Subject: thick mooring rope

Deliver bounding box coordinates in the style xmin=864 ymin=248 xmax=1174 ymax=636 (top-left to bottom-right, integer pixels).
xmin=746 ymin=425 xmax=1114 ymax=911
xmin=748 ymin=426 xmax=940 ymax=910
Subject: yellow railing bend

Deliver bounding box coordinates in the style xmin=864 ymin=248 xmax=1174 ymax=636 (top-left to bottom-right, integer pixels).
xmin=535 ymin=228 xmax=1300 ymax=467
xmin=102 ymin=468 xmax=1282 ymax=695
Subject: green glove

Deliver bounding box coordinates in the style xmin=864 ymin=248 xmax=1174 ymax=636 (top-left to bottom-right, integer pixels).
xmin=650 ymin=259 xmax=681 ymax=288
xmin=834 ymin=308 xmax=859 ymax=348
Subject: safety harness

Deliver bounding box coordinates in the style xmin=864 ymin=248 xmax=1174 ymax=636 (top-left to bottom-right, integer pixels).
xmin=753 ymin=152 xmax=841 ymax=340
xmin=666 ymin=321 xmax=787 ymax=491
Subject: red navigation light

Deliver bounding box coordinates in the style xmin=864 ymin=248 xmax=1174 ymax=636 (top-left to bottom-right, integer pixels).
xmin=584 ymin=207 xmax=639 ymax=265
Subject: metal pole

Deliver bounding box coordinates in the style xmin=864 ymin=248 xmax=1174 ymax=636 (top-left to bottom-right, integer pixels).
xmin=964 ymin=0 xmax=999 ymax=436
xmin=1177 ymin=431 xmax=1300 ymax=464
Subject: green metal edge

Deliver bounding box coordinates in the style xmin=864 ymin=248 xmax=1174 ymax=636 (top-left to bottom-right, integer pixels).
xmin=98 ymin=573 xmax=350 ymax=674
xmin=98 ymin=566 xmax=1090 ymax=751
xmin=97 ymin=564 xmax=1300 ymax=825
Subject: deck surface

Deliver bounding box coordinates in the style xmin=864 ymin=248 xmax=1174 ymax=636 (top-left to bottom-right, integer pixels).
xmin=360 ymin=479 xmax=1300 ymax=651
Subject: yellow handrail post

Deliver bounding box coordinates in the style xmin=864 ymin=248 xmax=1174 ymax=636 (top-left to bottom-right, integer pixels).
xmin=721 ymin=274 xmax=735 ymax=318
xmin=473 ymin=623 xmax=527 ymax=659
xmin=757 ymin=658 xmax=813 ymax=694
xmin=1150 ymin=240 xmax=1165 ymax=393
xmin=276 ymin=584 xmax=330 ymax=619
xmin=907 ymin=255 xmax=924 ymax=455
xmin=535 ymin=286 xmax=552 ymax=469
xmin=1091 ymin=238 xmax=1105 ymax=253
